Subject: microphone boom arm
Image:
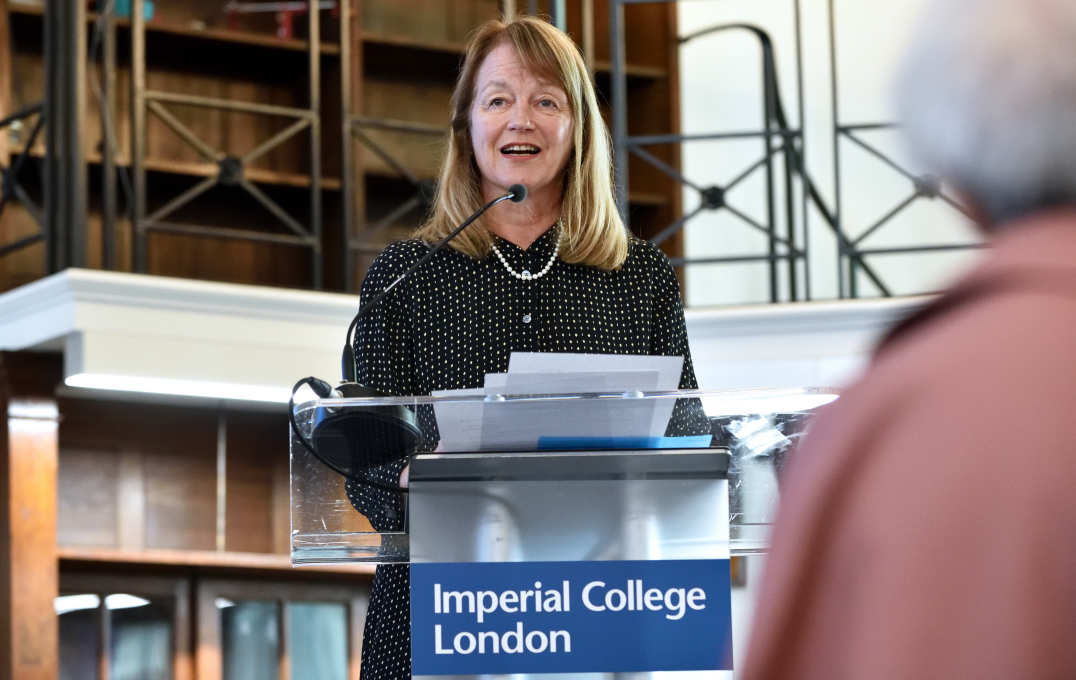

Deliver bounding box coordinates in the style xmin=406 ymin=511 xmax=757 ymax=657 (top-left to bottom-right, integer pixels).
xmin=342 ymin=185 xmax=524 ymax=382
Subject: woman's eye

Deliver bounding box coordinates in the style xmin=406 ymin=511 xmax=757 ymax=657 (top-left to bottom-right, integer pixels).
xmin=488 ymin=97 xmax=506 ymax=108
xmin=538 ymin=98 xmax=558 ymax=109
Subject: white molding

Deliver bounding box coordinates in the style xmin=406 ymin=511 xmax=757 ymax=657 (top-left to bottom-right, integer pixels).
xmin=0 ymin=269 xmax=356 ymax=335
xmin=0 ymin=269 xmax=929 ymax=405
xmin=685 ymin=296 xmax=927 ymax=338
xmin=685 ymin=297 xmax=928 ymax=390
xmin=0 ymin=270 xmax=360 ymax=407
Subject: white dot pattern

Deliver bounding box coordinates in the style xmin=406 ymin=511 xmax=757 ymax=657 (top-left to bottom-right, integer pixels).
xmin=345 ymin=226 xmax=705 ymax=680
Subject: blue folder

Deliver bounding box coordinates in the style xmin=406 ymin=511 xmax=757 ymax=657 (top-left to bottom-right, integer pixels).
xmin=536 ymin=434 xmax=713 ymax=450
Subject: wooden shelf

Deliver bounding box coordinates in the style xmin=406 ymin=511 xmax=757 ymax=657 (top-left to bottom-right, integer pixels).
xmin=358 ymin=31 xmax=667 ymax=80
xmin=362 ymin=30 xmax=467 ymax=56
xmin=8 ymin=3 xmax=341 ymax=55
xmin=594 ymin=60 xmax=668 ymax=80
xmin=141 ymin=157 xmax=343 ymax=191
xmin=59 ymin=546 xmax=375 ymax=576
xmin=359 ymin=169 xmax=669 ymax=207
xmin=628 ymin=191 xmax=671 ymax=207
xmin=26 ymin=143 xmax=666 ymax=202
xmin=25 ymin=148 xmax=343 ymax=191
xmin=143 ymin=19 xmax=341 ymax=56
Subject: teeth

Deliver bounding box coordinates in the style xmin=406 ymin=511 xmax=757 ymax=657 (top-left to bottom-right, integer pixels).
xmin=502 ymin=145 xmax=540 ymax=153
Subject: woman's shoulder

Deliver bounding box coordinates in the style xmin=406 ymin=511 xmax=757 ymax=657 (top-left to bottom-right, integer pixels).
xmin=369 ymin=239 xmax=429 ymax=270
xmin=625 ymin=236 xmax=675 ymax=270
xmin=361 ymin=239 xmax=429 ymax=291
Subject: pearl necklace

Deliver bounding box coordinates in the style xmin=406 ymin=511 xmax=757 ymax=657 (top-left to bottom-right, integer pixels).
xmin=490 ymin=226 xmax=560 ymax=281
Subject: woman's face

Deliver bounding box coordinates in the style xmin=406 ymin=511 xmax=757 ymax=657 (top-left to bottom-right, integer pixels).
xmin=469 ymin=42 xmax=574 ymax=202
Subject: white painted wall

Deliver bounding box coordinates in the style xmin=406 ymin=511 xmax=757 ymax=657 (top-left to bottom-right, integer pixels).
xmin=676 ymin=0 xmax=983 ymax=307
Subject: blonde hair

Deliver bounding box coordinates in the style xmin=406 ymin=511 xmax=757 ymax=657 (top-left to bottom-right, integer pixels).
xmin=414 ymin=16 xmax=628 ymax=270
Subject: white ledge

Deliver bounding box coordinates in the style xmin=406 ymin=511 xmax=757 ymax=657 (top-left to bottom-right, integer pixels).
xmin=0 ymin=269 xmax=927 ymax=404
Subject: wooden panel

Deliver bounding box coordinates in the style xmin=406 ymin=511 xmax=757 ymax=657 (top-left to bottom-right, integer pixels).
xmin=0 ymin=205 xmax=45 ymax=293
xmin=143 ymin=445 xmax=217 ymax=551
xmin=117 ymin=449 xmax=147 ymax=549
xmin=224 ymin=411 xmax=280 ymax=554
xmin=362 ymin=0 xmax=497 ymax=45
xmin=321 ymin=56 xmax=343 ymax=180
xmin=0 ymin=352 xmax=61 ymax=680
xmin=8 ymin=16 xmax=44 ymax=111
xmin=59 ymin=398 xmax=219 ymax=552
xmin=589 ymin=0 xmax=670 ymax=70
xmin=151 ymin=0 xmax=342 ymax=44
xmin=449 ymin=0 xmax=500 ymax=43
xmin=360 ymin=76 xmax=451 ymax=180
xmin=1 ymin=25 xmax=47 ymax=292
xmin=56 ymin=447 xmax=121 ymax=548
xmin=152 ymin=0 xmax=278 ymax=37
xmin=271 ymin=447 xmax=292 ymax=555
xmin=145 ymin=227 xmax=314 ymax=288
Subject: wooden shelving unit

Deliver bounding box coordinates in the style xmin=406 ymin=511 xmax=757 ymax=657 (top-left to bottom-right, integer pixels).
xmin=8 ymin=2 xmax=341 ymax=53
xmin=0 ymin=0 xmax=682 ymax=293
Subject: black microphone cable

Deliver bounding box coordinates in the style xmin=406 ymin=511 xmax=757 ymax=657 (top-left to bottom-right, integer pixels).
xmin=288 ymin=376 xmax=408 ymax=495
xmin=288 ymin=184 xmax=528 ymax=486
xmin=340 ymin=183 xmax=527 ymax=383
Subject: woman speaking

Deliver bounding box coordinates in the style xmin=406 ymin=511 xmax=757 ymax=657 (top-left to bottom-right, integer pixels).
xmin=346 ymin=16 xmax=703 ymax=680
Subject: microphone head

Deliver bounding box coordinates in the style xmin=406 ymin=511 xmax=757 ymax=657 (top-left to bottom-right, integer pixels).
xmin=507 ymin=184 xmax=528 ymax=203
xmin=310 ymin=382 xmax=422 ymax=476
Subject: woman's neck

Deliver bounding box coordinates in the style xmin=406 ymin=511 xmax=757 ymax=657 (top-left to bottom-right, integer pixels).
xmin=483 ymin=182 xmax=562 ymax=250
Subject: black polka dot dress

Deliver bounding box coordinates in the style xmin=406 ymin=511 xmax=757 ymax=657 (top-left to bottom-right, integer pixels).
xmin=345 ymin=226 xmax=705 ymax=680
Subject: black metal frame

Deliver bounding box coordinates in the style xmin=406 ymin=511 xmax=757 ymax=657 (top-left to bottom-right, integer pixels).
xmin=610 ymin=0 xmax=982 ymax=302
xmin=611 ymin=0 xmax=810 ymax=303
xmin=826 ymin=0 xmax=979 ymax=298
xmin=42 ymin=0 xmax=88 ymax=271
xmin=0 ymin=103 xmax=46 ymax=260
xmin=129 ymin=0 xmax=325 ymax=288
xmin=338 ymin=0 xmax=446 ymax=291
xmin=341 ymin=117 xmax=444 ymax=289
xmin=90 ymin=2 xmax=122 ymax=271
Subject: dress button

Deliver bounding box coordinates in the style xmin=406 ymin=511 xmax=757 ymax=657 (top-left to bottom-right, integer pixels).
xmin=522 ymin=313 xmax=532 ymax=324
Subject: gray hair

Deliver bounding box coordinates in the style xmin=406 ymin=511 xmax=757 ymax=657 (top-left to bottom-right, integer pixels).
xmin=894 ymin=0 xmax=1076 ymax=223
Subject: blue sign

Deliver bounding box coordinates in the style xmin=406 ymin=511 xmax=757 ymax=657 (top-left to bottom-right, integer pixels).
xmin=411 ymin=559 xmax=733 ymax=675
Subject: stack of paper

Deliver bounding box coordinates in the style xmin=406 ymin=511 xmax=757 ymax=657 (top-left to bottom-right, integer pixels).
xmin=431 ymin=352 xmax=690 ymax=452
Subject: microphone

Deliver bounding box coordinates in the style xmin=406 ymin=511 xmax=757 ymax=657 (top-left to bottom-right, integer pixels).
xmin=292 ymin=184 xmax=528 ymax=478
xmin=340 ymin=183 xmax=527 ymax=382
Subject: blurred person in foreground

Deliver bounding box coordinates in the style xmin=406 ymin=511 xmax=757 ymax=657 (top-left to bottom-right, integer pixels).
xmin=743 ymin=0 xmax=1076 ymax=678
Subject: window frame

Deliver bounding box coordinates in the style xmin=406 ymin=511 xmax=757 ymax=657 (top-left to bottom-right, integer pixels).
xmin=59 ymin=571 xmax=192 ymax=680
xmin=195 ymin=577 xmax=368 ymax=680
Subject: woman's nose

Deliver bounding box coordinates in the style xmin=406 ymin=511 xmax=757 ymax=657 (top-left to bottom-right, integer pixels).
xmin=507 ymin=107 xmax=535 ymax=131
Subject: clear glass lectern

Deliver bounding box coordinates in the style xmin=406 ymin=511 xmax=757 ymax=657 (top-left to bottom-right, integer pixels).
xmin=290 ymin=387 xmax=835 ymax=566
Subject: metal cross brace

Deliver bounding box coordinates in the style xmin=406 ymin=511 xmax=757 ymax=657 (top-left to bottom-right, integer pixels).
xmin=140 ymin=93 xmax=316 ymax=242
xmin=0 ymin=103 xmax=47 ymax=258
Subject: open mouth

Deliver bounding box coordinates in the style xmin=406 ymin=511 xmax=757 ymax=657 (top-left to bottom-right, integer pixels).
xmin=500 ymin=144 xmax=541 ymax=156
